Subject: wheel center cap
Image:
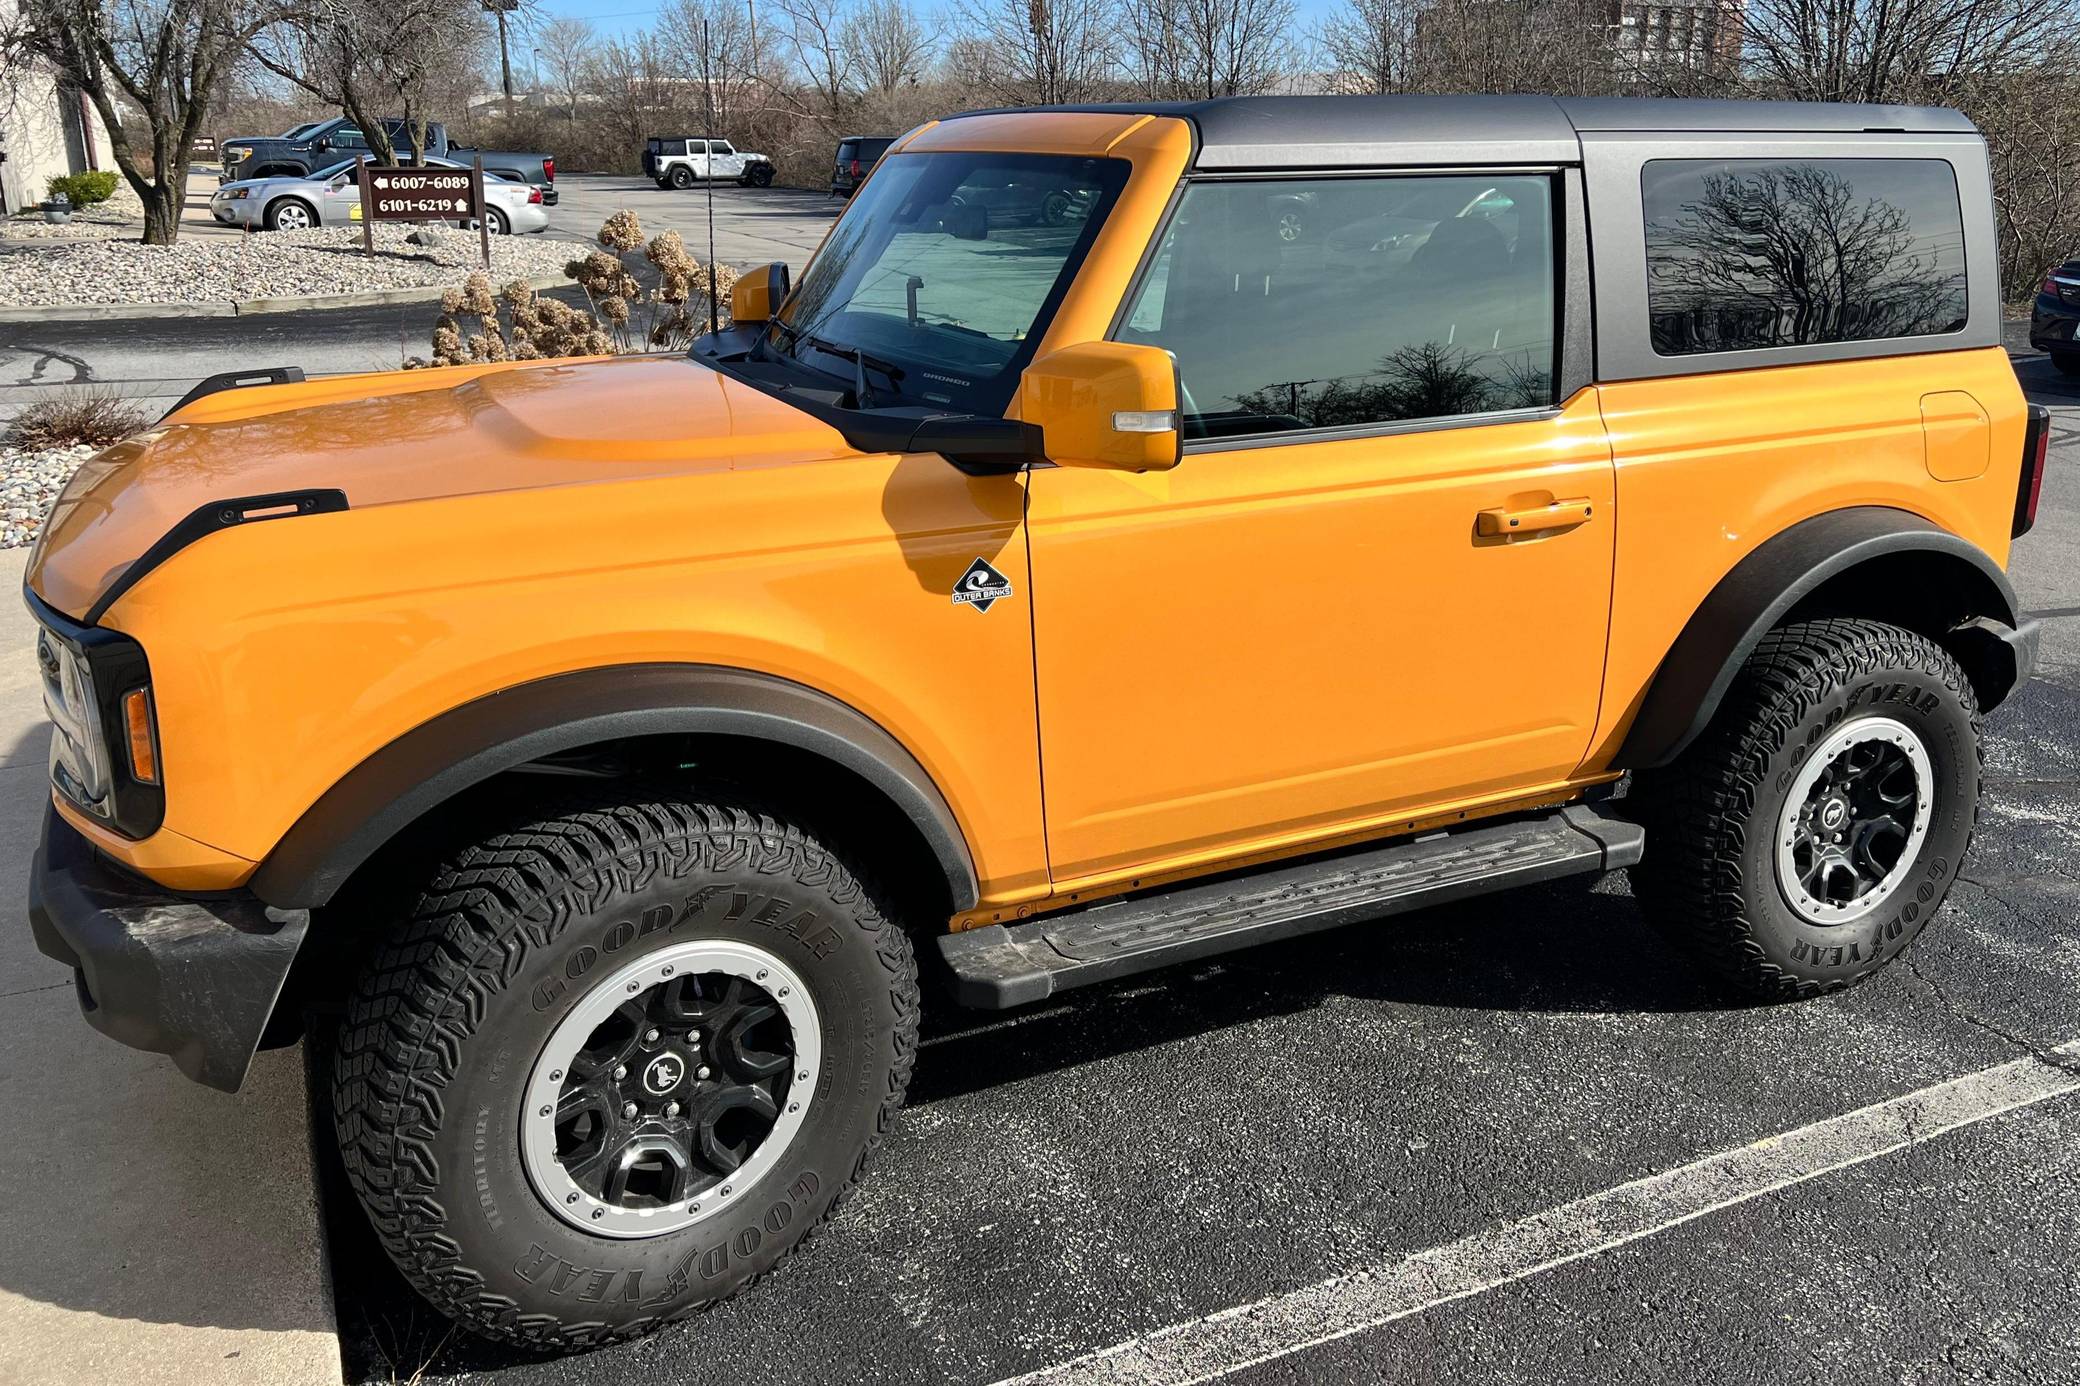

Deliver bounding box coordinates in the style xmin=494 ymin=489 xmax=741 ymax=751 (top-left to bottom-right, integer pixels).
xmin=641 ymin=1053 xmax=685 ymax=1096
xmin=1820 ymin=799 xmax=1849 ymax=831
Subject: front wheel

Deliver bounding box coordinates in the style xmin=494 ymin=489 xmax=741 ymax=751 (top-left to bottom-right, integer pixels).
xmin=1627 ymin=618 xmax=1981 ymax=1001
xmin=333 ymin=794 xmax=920 ymax=1348
xmin=265 ymin=197 xmax=316 ymax=231
xmin=742 ymin=164 xmax=774 ymax=188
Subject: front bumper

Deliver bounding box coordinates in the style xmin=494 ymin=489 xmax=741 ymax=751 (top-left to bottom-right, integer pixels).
xmin=28 ymin=806 xmax=309 ymax=1092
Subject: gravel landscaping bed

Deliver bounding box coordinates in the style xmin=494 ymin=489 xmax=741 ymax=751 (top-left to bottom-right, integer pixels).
xmin=1 ymin=444 xmax=91 ymax=549
xmin=0 ymin=224 xmax=572 ymax=308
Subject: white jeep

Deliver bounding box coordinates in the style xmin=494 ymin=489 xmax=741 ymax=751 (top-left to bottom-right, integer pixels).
xmin=643 ymin=136 xmax=776 ymax=189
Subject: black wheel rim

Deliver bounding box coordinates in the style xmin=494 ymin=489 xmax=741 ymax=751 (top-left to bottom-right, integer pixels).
xmin=1775 ymin=716 xmax=1934 ymax=925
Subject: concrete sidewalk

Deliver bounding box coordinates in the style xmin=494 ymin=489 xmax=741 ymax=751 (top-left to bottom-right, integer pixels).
xmin=0 ymin=547 xmax=338 ymax=1385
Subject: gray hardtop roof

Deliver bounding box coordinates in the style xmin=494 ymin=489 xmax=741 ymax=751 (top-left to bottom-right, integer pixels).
xmin=943 ymin=94 xmax=1978 ymax=169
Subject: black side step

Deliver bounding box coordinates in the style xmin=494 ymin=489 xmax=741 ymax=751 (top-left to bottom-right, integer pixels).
xmin=939 ymin=804 xmax=1643 ymax=1008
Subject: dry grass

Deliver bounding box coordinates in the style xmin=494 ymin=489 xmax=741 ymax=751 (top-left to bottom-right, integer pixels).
xmin=4 ymin=387 xmax=150 ymax=450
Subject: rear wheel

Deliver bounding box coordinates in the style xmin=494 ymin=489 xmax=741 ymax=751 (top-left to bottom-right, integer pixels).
xmin=1627 ymin=618 xmax=1981 ymax=1000
xmin=670 ymin=165 xmax=695 ymax=190
xmin=265 ymin=197 xmax=317 ymax=231
xmin=484 ymin=206 xmax=509 ymax=235
xmin=333 ymin=794 xmax=920 ymax=1348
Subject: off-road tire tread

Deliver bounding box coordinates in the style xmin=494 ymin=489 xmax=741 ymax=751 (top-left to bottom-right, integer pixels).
xmin=1628 ymin=617 xmax=1982 ymax=1002
xmin=332 ymin=795 xmax=920 ymax=1352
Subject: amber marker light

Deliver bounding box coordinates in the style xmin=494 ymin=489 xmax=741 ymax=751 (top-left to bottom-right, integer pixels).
xmin=123 ymin=688 xmax=159 ymax=784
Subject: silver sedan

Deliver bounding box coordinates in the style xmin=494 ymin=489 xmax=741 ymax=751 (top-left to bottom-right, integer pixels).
xmin=208 ymin=157 xmax=549 ymax=235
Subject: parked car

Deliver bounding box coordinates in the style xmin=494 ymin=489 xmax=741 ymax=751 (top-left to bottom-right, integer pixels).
xmin=219 ymin=117 xmax=557 ymax=205
xmin=829 ymin=134 xmax=895 ymax=195
xmin=643 ymin=136 xmax=775 ymax=188
xmin=28 ymin=95 xmax=2043 ymax=1354
xmin=2028 ymin=261 xmax=2080 ymax=376
xmin=208 ymin=155 xmax=549 ymax=234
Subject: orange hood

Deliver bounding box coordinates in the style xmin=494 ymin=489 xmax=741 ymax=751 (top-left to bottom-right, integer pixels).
xmin=27 ymin=354 xmax=856 ymax=621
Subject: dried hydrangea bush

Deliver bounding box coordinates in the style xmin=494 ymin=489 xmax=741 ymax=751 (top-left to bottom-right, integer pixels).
xmin=412 ymin=210 xmax=739 ymax=368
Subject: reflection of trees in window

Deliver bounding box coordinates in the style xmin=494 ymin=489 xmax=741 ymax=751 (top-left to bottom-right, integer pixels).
xmin=1646 ymin=163 xmax=1966 ymax=354
xmin=1227 ymin=343 xmax=1552 ymax=431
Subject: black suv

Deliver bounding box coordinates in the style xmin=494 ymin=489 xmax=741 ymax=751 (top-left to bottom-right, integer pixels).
xmin=2029 ymin=259 xmax=2080 ymax=376
xmin=830 ymin=135 xmax=895 ymax=196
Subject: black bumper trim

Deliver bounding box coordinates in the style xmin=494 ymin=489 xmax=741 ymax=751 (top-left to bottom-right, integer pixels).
xmin=27 ymin=807 xmax=310 ymax=1092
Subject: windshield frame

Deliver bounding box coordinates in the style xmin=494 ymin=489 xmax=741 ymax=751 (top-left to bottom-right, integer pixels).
xmin=767 ymin=150 xmax=1132 ymax=418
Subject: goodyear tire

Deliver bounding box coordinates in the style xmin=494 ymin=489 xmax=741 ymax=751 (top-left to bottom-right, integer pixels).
xmin=1628 ymin=618 xmax=1981 ymax=1001
xmin=333 ymin=794 xmax=920 ymax=1349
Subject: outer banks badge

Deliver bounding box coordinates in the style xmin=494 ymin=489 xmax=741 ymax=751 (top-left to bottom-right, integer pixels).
xmin=952 ymin=557 xmax=1013 ymax=613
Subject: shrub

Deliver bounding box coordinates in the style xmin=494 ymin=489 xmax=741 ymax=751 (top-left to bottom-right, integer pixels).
xmin=4 ymin=387 xmax=149 ymax=450
xmin=412 ymin=210 xmax=736 ymax=368
xmin=46 ymin=171 xmax=121 ymax=208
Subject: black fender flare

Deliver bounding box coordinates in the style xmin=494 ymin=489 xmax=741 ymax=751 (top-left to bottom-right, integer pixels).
xmin=248 ymin=664 xmax=980 ymax=912
xmin=1616 ymin=507 xmax=2029 ymax=769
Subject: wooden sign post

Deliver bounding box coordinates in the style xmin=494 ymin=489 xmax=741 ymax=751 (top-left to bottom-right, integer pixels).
xmin=353 ymin=159 xmax=491 ymax=269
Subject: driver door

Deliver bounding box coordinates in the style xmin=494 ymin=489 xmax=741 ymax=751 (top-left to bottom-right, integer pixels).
xmin=1027 ymin=170 xmax=1615 ymax=888
xmin=710 ymin=141 xmax=746 ymax=181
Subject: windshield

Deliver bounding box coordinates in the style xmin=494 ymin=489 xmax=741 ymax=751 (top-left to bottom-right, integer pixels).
xmin=771 ymin=151 xmax=1129 ymax=415
xmin=283 ymin=122 xmax=324 ymax=140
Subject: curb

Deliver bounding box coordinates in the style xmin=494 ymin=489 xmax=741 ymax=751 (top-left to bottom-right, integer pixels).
xmin=0 ymin=271 xmax=570 ymax=323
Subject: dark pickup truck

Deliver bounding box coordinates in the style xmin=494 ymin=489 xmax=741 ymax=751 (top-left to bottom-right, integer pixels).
xmin=219 ymin=117 xmax=557 ymax=204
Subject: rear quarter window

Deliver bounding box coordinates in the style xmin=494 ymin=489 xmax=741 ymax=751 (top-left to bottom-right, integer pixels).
xmin=1642 ymin=157 xmax=1967 ymax=356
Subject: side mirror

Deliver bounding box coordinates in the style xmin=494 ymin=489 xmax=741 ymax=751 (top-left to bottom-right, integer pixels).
xmin=729 ymin=262 xmax=790 ymax=324
xmin=1022 ymin=341 xmax=1182 ymax=472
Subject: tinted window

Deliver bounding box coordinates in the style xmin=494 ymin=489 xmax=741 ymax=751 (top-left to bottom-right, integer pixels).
xmin=1118 ymin=175 xmax=1556 ymax=438
xmin=1642 ymin=158 xmax=1967 ymax=356
xmin=836 ymin=140 xmax=860 ymax=161
xmin=332 ymin=127 xmax=368 ymax=150
xmin=776 ymin=152 xmax=1127 ymax=414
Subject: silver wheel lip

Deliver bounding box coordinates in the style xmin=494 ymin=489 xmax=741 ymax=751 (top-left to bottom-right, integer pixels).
xmin=1774 ymin=714 xmax=1935 ymax=926
xmin=520 ymin=939 xmax=821 ymax=1240
xmin=273 ymin=201 xmax=311 ymax=229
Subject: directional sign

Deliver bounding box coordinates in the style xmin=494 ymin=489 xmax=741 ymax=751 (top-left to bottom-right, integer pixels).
xmin=353 ymin=156 xmax=492 ymax=268
xmin=361 ymin=166 xmax=479 ymax=221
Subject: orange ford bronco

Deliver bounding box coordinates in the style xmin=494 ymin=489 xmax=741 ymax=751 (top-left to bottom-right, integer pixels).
xmin=25 ymin=95 xmax=2046 ymax=1347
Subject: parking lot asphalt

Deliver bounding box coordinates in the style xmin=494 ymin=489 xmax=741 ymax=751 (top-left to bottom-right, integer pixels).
xmin=313 ymin=343 xmax=2080 ymax=1384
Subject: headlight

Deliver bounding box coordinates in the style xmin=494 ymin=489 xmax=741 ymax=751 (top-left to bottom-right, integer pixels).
xmin=35 ymin=609 xmax=163 ymax=838
xmin=224 ymin=188 xmax=250 ymax=200
xmin=227 ymin=148 xmax=250 ymax=161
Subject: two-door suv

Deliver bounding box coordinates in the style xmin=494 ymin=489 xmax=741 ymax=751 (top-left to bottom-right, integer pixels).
xmin=26 ymin=95 xmax=2046 ymax=1348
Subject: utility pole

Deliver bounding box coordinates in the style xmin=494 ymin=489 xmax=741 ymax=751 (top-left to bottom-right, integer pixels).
xmin=483 ymin=0 xmax=520 ymax=117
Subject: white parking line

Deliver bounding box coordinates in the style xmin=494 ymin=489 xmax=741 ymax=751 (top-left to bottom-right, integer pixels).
xmin=996 ymin=1041 xmax=2080 ymax=1386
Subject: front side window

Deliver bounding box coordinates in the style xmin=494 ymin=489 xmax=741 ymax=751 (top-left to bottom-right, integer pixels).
xmin=774 ymin=151 xmax=1128 ymax=415
xmin=1643 ymin=158 xmax=1967 ymax=356
xmin=332 ymin=127 xmax=368 ymax=151
xmin=712 ymin=141 xmax=734 ymax=156
xmin=1118 ymin=174 xmax=1557 ymax=439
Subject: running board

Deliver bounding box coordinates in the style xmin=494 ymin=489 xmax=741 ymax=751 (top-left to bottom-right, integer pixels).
xmin=939 ymin=805 xmax=1644 ymax=1008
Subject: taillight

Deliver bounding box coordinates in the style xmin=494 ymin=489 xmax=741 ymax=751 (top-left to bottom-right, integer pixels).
xmin=543 ymin=157 xmax=555 ymax=182
xmin=528 ymin=186 xmax=542 ymax=204
xmin=2016 ymin=403 xmax=2050 ymax=538
xmin=850 ymin=159 xmax=862 ymax=177
xmin=2043 ymin=272 xmax=2062 ymax=296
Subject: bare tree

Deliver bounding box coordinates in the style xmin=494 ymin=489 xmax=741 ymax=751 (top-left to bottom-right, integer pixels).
xmin=770 ymin=0 xmax=858 ymax=120
xmin=1745 ymin=0 xmax=2071 ymax=106
xmin=1396 ymin=0 xmax=1620 ymax=97
xmin=534 ymin=15 xmax=595 ymax=119
xmin=1315 ymin=0 xmax=1417 ymax=94
xmin=951 ymin=0 xmax=1118 ymax=104
xmin=587 ymin=31 xmax=678 ymax=153
xmin=252 ymin=0 xmax=486 ymax=165
xmin=846 ymin=0 xmax=935 ymax=92
xmin=659 ymin=0 xmax=767 ymax=125
xmin=2 ymin=0 xmax=279 ymax=243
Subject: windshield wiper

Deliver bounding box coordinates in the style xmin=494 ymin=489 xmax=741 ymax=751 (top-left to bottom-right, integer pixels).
xmin=802 ymin=334 xmax=906 ymax=409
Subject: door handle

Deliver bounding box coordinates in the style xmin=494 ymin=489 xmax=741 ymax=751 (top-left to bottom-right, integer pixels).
xmin=1477 ymin=499 xmax=1595 ymax=537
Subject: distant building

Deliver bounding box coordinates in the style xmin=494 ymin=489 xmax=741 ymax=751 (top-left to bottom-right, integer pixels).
xmin=0 ymin=0 xmax=117 ymax=215
xmin=1613 ymin=0 xmax=1744 ymax=74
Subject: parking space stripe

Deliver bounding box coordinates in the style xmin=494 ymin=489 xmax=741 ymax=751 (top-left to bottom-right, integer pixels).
xmin=996 ymin=1042 xmax=2080 ymax=1386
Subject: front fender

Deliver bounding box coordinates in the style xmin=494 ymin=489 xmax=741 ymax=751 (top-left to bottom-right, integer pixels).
xmin=247 ymin=663 xmax=982 ymax=913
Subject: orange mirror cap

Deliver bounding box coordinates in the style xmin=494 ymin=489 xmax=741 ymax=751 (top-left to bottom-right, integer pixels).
xmin=1022 ymin=340 xmax=1182 ymax=473
xmin=729 ymin=262 xmax=791 ymax=325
